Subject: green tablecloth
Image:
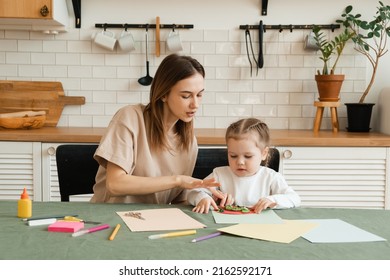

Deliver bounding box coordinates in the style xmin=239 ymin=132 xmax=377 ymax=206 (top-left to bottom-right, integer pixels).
xmin=1 ymin=201 xmax=390 ymax=260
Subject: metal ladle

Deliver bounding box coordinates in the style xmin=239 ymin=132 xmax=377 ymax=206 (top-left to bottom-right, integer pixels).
xmin=138 ymin=25 xmax=153 ymax=86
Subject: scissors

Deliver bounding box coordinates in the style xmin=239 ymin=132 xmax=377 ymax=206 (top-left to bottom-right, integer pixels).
xmin=63 ymin=216 xmax=101 ymax=224
xmin=124 ymin=212 xmax=145 ymax=220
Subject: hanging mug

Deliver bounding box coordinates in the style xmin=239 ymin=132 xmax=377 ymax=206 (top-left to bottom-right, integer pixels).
xmin=94 ymin=30 xmax=117 ymax=51
xmin=166 ymin=28 xmax=183 ymax=52
xmin=118 ymin=30 xmax=136 ymax=52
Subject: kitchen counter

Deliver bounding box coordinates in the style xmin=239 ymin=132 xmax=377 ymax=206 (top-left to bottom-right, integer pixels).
xmin=0 ymin=127 xmax=390 ymax=146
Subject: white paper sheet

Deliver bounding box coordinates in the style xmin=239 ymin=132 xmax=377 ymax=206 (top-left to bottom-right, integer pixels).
xmin=300 ymin=219 xmax=386 ymax=243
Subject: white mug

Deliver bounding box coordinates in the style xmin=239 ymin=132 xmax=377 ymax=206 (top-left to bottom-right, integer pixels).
xmin=304 ymin=31 xmax=320 ymax=51
xmin=117 ymin=30 xmax=136 ymax=52
xmin=166 ymin=30 xmax=183 ymax=52
xmin=94 ymin=30 xmax=117 ymax=51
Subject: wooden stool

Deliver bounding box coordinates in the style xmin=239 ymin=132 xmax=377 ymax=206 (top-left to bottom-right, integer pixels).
xmin=313 ymin=101 xmax=340 ymax=133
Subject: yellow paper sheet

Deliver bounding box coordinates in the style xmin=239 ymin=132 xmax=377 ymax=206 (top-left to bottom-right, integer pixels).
xmin=218 ymin=220 xmax=318 ymax=243
xmin=117 ymin=208 xmax=206 ymax=232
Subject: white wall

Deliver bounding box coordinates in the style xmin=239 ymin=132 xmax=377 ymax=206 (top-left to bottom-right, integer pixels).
xmin=0 ymin=0 xmax=389 ymax=131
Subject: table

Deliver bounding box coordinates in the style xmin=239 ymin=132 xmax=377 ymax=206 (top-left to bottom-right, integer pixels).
xmin=1 ymin=201 xmax=390 ymax=260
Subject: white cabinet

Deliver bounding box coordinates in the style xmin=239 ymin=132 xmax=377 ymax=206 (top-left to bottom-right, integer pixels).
xmin=0 ymin=0 xmax=69 ymax=32
xmin=0 ymin=141 xmax=41 ymax=201
xmin=279 ymin=147 xmax=389 ymax=209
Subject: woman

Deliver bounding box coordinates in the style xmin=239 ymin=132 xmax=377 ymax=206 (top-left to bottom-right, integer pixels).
xmin=90 ymin=54 xmax=220 ymax=204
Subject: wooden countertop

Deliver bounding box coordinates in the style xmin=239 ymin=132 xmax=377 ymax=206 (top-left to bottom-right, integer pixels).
xmin=1 ymin=127 xmax=390 ymax=146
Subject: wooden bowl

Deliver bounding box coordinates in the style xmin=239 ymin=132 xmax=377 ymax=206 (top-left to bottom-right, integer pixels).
xmin=0 ymin=115 xmax=46 ymax=129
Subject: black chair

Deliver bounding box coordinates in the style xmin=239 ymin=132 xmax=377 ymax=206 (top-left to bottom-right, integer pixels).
xmin=56 ymin=144 xmax=99 ymax=202
xmin=192 ymin=147 xmax=280 ymax=179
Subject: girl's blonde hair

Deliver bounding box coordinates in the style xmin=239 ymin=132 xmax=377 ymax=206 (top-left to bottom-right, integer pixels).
xmin=225 ymin=118 xmax=271 ymax=165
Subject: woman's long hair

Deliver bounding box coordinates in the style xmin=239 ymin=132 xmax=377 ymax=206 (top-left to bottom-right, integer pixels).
xmin=144 ymin=54 xmax=205 ymax=151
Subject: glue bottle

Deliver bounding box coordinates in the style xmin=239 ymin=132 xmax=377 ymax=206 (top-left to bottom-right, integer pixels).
xmin=18 ymin=187 xmax=32 ymax=218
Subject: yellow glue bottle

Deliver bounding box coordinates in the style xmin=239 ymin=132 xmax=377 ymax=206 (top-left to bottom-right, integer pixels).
xmin=18 ymin=187 xmax=32 ymax=218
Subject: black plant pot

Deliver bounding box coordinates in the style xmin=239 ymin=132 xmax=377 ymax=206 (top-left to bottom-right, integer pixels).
xmin=345 ymin=103 xmax=375 ymax=132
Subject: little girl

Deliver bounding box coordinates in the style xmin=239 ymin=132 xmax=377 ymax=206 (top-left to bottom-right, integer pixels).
xmin=188 ymin=118 xmax=301 ymax=214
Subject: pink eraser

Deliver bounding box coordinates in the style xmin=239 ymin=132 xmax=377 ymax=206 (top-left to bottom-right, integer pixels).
xmin=48 ymin=221 xmax=84 ymax=233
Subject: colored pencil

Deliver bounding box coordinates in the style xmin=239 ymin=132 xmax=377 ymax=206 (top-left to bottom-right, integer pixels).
xmin=109 ymin=224 xmax=121 ymax=241
xmin=148 ymin=230 xmax=196 ymax=240
xmin=191 ymin=232 xmax=222 ymax=243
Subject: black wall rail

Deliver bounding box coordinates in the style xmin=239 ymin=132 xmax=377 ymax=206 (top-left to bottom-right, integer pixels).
xmin=95 ymin=23 xmax=194 ymax=30
xmin=239 ymin=23 xmax=340 ymax=32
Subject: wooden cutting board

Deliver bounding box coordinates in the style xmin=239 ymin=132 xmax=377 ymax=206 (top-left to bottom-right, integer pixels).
xmin=0 ymin=80 xmax=85 ymax=127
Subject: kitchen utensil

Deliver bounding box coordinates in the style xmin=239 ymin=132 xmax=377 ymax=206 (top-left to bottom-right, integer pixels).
xmin=138 ymin=25 xmax=153 ymax=86
xmin=155 ymin=16 xmax=161 ymax=57
xmin=0 ymin=80 xmax=85 ymax=127
xmin=258 ymin=20 xmax=264 ymax=69
xmin=244 ymin=25 xmax=258 ymax=77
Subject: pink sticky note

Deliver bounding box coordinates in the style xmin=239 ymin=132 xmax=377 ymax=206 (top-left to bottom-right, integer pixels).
xmin=48 ymin=221 xmax=84 ymax=233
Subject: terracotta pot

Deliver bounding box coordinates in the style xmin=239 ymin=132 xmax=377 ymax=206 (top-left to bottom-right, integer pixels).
xmin=315 ymin=74 xmax=345 ymax=101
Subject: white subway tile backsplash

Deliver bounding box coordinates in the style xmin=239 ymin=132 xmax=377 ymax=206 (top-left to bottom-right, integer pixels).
xmin=204 ymin=30 xmax=229 ymax=42
xmin=228 ymin=80 xmax=252 ymax=92
xmin=93 ymin=91 xmax=117 ymax=103
xmin=253 ymin=105 xmax=277 ymax=117
xmin=6 ymin=52 xmax=30 ymax=64
xmin=43 ymin=66 xmax=67 ymax=77
xmin=18 ymin=40 xmax=42 ymax=52
xmin=81 ymin=54 xmax=105 ymax=66
xmin=228 ymin=105 xmax=252 ymax=117
xmin=240 ymin=92 xmax=264 ymax=104
xmin=0 ymin=40 xmax=17 ymax=51
xmin=216 ymin=92 xmax=239 ymax=104
xmin=0 ymin=23 xmax=367 ymax=130
xmin=56 ymin=53 xmax=80 ymax=65
xmin=18 ymin=65 xmax=42 ymax=77
xmin=278 ymin=80 xmax=303 ymax=93
xmin=93 ymin=66 xmax=116 ymax=78
xmin=81 ymin=78 xmax=104 ymax=90
xmin=277 ymin=105 xmax=302 ymax=117
xmin=265 ymin=92 xmax=289 ymax=105
xmin=93 ymin=115 xmax=111 ymax=127
xmin=31 ymin=53 xmax=55 ymax=65
xmin=203 ymin=104 xmax=227 ymax=116
xmin=0 ymin=64 xmax=17 ymax=76
xmin=68 ymin=115 xmax=93 ymax=127
xmin=43 ymin=41 xmax=67 ymax=53
xmin=190 ymin=42 xmax=216 ymax=54
xmin=68 ymin=66 xmax=92 ymax=78
xmin=68 ymin=41 xmax=92 ymax=53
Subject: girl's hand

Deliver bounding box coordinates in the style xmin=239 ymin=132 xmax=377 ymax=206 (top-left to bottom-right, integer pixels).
xmin=253 ymin=198 xmax=277 ymax=213
xmin=209 ymin=188 xmax=235 ymax=208
xmin=178 ymin=176 xmax=221 ymax=190
xmin=192 ymin=197 xmax=218 ymax=214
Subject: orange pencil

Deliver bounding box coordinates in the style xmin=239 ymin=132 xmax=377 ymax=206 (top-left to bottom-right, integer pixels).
xmin=109 ymin=224 xmax=121 ymax=241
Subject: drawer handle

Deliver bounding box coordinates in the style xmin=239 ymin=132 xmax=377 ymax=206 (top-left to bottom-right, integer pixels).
xmin=283 ymin=150 xmax=292 ymax=159
xmin=40 ymin=5 xmax=49 ymax=17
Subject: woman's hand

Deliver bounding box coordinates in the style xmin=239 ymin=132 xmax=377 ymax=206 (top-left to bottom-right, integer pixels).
xmin=253 ymin=198 xmax=277 ymax=213
xmin=178 ymin=176 xmax=221 ymax=189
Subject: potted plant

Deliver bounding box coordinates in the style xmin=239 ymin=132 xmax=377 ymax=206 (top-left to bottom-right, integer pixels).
xmin=312 ymin=25 xmax=352 ymax=101
xmin=337 ymin=1 xmax=390 ymax=132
